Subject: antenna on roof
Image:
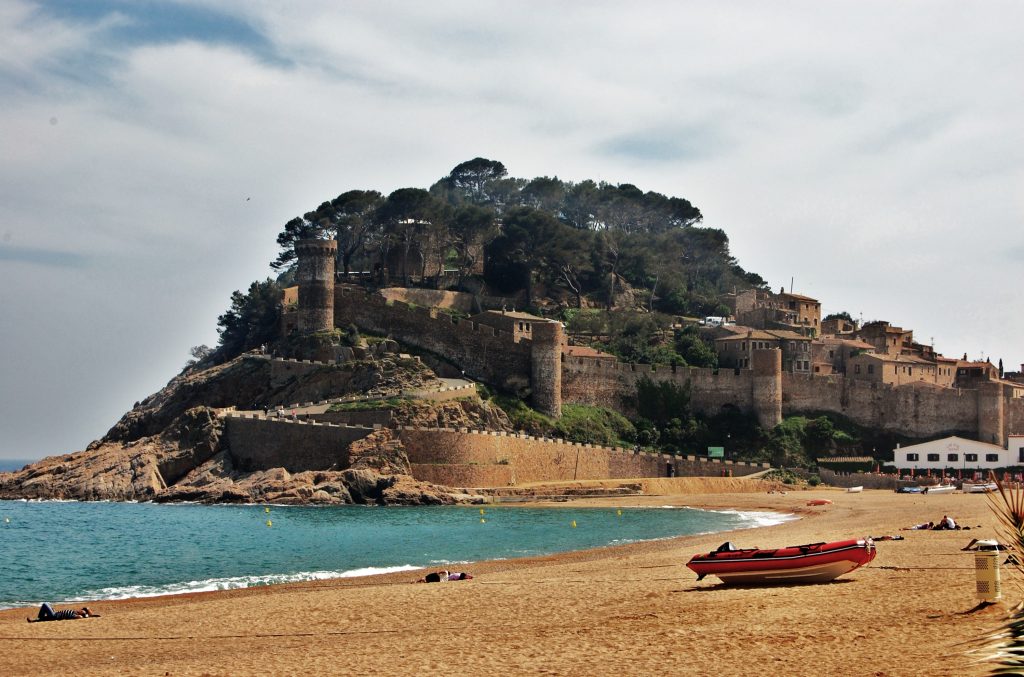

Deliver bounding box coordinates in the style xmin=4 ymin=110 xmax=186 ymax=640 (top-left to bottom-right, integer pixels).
xmin=790 ymin=277 xmax=794 ymax=293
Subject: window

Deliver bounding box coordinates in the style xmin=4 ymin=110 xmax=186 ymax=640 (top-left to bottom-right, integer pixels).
xmin=906 ymin=453 xmax=919 ymax=462
xmin=867 ymin=364 xmax=874 ymax=375
xmin=908 ymin=367 xmax=912 ymax=376
xmin=986 ymin=454 xmax=1000 ymax=462
xmin=1019 ymin=447 xmax=1024 ymax=464
xmin=947 ymin=453 xmax=958 ymax=462
xmin=927 ymin=453 xmax=940 ymax=462
xmin=966 ymin=454 xmax=978 ymax=462
xmin=829 ymin=350 xmax=834 ymax=359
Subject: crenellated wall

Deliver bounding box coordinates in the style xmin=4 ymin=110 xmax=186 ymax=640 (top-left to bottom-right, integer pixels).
xmin=224 ymin=414 xmax=372 ymax=473
xmin=398 ymin=426 xmax=769 ymax=486
xmin=560 ymin=354 xmax=758 ymax=416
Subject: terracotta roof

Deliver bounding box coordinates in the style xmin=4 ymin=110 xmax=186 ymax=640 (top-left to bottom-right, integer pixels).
xmin=764 ymin=329 xmax=811 ymax=341
xmin=816 ymin=337 xmax=874 ymax=349
xmin=958 ymin=361 xmax=995 ymax=369
xmin=715 ymin=330 xmax=779 ymax=342
xmin=779 ymin=292 xmax=820 ymax=303
xmin=852 ymin=353 xmax=933 ymax=365
xmin=475 ymin=310 xmax=546 ymax=321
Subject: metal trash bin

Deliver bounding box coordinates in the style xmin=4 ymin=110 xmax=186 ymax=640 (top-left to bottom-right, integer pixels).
xmin=975 ymin=539 xmax=1002 ymax=602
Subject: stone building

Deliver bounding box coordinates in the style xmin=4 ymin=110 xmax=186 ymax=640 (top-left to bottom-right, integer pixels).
xmin=820 ymin=315 xmax=858 ymax=336
xmin=856 ymin=321 xmax=913 ymax=356
xmin=715 ymin=329 xmax=811 ymax=373
xmin=846 ymin=352 xmax=955 ymax=387
xmin=469 ymin=309 xmax=549 ymax=343
xmin=809 ymin=337 xmax=874 ymax=375
xmin=727 ymin=288 xmax=821 ymax=337
xmin=956 ymin=360 xmax=1000 ymax=388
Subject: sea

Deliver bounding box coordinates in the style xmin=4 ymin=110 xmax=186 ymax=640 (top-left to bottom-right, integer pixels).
xmin=0 ymin=500 xmax=793 ymax=609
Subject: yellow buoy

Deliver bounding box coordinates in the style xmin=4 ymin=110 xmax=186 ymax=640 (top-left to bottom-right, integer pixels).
xmin=616 ymin=509 xmax=622 ymax=516
xmin=480 ymin=518 xmax=486 ymax=523
xmin=571 ymin=520 xmax=577 ymax=528
xmin=3 ymin=517 xmax=8 ymax=524
xmin=266 ymin=520 xmax=273 ymax=527
xmin=479 ymin=508 xmax=485 ymax=515
xmin=265 ymin=507 xmax=271 ymax=513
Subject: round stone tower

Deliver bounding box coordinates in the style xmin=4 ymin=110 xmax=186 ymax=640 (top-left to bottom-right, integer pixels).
xmin=978 ymin=380 xmax=1006 ymax=447
xmin=751 ymin=349 xmax=783 ymax=430
xmin=295 ymin=238 xmax=337 ymax=333
xmin=530 ymin=320 xmax=564 ymax=418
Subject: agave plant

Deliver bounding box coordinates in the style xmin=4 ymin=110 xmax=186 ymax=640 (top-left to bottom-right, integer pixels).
xmin=977 ymin=472 xmax=1024 ymax=673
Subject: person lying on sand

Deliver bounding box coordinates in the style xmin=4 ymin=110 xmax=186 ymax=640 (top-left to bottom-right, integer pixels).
xmin=416 ymin=570 xmax=474 ymax=583
xmin=902 ymin=521 xmax=934 ymax=530
xmin=27 ymin=603 xmax=98 ymax=623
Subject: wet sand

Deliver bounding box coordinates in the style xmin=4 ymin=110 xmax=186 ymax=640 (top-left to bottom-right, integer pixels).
xmin=0 ymin=489 xmax=1015 ymax=676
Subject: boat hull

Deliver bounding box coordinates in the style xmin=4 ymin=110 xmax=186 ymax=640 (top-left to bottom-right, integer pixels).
xmin=923 ymin=485 xmax=955 ymax=494
xmin=686 ymin=539 xmax=876 ymax=585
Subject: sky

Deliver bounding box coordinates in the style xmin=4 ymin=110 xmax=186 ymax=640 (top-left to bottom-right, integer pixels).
xmin=1 ymin=1 xmax=1021 ymax=461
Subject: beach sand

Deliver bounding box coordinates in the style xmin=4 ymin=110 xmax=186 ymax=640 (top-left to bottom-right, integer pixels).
xmin=0 ymin=489 xmax=1017 ymax=676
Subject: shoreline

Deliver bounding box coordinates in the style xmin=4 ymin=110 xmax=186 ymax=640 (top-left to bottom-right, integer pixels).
xmin=0 ymin=498 xmax=793 ymax=609
xmin=0 ymin=489 xmax=1013 ymax=676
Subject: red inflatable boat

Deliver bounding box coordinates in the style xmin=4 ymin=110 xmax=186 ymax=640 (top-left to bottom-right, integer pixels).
xmin=686 ymin=538 xmax=876 ymax=585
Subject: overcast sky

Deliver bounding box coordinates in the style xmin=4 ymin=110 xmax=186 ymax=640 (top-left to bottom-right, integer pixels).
xmin=2 ymin=1 xmax=1021 ymax=461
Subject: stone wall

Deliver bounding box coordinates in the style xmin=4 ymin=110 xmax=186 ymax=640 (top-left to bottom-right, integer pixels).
xmin=818 ymin=469 xmax=898 ymax=490
xmin=224 ymin=414 xmax=372 ymax=473
xmin=561 ymin=355 xmax=757 ymax=416
xmin=334 ymin=286 xmax=532 ymax=393
xmin=398 ymin=426 xmax=768 ymax=486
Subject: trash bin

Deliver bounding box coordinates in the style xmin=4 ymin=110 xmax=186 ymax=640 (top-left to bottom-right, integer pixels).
xmin=975 ymin=539 xmax=1001 ymax=602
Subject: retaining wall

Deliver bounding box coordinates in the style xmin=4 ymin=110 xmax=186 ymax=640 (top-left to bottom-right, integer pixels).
xmin=224 ymin=414 xmax=373 ymax=473
xmin=398 ymin=426 xmax=768 ymax=486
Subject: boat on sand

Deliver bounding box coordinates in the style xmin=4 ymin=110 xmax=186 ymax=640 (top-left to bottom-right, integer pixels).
xmin=922 ymin=484 xmax=955 ymax=494
xmin=807 ymin=498 xmax=833 ymax=506
xmin=846 ymin=486 xmax=863 ymax=493
xmin=962 ymin=482 xmax=998 ymax=493
xmin=686 ymin=538 xmax=876 ymax=585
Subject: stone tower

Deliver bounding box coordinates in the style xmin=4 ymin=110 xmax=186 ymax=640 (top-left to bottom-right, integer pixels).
xmin=295 ymin=238 xmax=337 ymax=333
xmin=751 ymin=349 xmax=783 ymax=430
xmin=978 ymin=380 xmax=1006 ymax=447
xmin=530 ymin=320 xmax=564 ymax=418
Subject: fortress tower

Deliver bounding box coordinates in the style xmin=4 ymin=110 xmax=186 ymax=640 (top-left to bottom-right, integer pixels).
xmin=295 ymin=238 xmax=337 ymax=333
xmin=751 ymin=349 xmax=783 ymax=429
xmin=531 ymin=320 xmax=564 ymax=418
xmin=978 ymin=380 xmax=1006 ymax=447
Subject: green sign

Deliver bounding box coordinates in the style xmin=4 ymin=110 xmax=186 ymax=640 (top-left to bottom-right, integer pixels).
xmin=707 ymin=447 xmax=725 ymax=458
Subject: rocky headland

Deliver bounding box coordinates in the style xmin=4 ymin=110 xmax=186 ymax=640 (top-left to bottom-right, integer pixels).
xmin=0 ymin=352 xmax=497 ymax=505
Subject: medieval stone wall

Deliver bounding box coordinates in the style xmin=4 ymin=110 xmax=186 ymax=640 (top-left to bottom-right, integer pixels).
xmin=224 ymin=414 xmax=371 ymax=473
xmin=398 ymin=427 xmax=768 ymax=486
xmin=334 ymin=286 xmax=533 ymax=393
xmin=782 ymin=373 xmax=980 ymax=438
xmin=561 ymin=355 xmax=757 ymax=416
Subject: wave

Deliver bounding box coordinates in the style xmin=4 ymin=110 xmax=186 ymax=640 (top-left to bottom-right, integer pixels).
xmin=681 ymin=506 xmax=798 ymax=527
xmin=60 ymin=565 xmax=422 ymax=602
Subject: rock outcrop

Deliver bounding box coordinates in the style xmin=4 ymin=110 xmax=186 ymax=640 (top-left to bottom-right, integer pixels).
xmin=0 ymin=355 xmax=483 ymax=506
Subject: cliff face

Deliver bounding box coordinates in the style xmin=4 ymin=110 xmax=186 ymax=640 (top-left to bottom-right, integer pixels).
xmin=0 ymin=354 xmax=484 ymax=506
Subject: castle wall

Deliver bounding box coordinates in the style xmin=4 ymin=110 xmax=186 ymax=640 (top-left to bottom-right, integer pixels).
xmin=561 ymin=355 xmax=756 ymax=416
xmin=334 ymin=286 xmax=533 ymax=393
xmin=398 ymin=427 xmax=768 ymax=486
xmin=782 ymin=373 xmax=980 ymax=438
xmin=224 ymin=414 xmax=371 ymax=473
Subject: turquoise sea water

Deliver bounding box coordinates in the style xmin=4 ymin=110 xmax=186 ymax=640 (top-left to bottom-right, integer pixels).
xmin=0 ymin=500 xmax=792 ymax=609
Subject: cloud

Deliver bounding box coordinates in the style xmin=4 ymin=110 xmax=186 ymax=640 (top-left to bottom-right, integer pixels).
xmin=0 ymin=244 xmax=89 ymax=268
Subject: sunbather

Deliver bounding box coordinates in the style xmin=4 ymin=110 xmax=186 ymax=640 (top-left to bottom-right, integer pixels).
xmin=27 ymin=603 xmax=98 ymax=623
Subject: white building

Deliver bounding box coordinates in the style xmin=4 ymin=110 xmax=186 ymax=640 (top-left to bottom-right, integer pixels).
xmin=888 ymin=436 xmax=1019 ymax=473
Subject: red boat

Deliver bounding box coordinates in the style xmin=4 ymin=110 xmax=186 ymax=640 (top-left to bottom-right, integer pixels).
xmin=686 ymin=538 xmax=876 ymax=585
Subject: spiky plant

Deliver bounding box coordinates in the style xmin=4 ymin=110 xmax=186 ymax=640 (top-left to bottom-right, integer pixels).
xmin=976 ymin=472 xmax=1024 ymax=673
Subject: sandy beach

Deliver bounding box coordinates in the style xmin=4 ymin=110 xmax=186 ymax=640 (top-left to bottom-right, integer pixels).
xmin=0 ymin=488 xmax=1017 ymax=676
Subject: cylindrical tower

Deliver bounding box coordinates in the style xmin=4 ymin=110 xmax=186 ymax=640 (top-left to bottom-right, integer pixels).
xmin=295 ymin=238 xmax=337 ymax=333
xmin=751 ymin=349 xmax=783 ymax=430
xmin=978 ymin=380 xmax=1006 ymax=447
xmin=530 ymin=320 xmax=564 ymax=418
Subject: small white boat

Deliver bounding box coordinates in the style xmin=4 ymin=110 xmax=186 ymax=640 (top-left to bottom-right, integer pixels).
xmin=923 ymin=484 xmax=956 ymax=494
xmin=963 ymin=482 xmax=998 ymax=493
xmin=846 ymin=486 xmax=863 ymax=493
